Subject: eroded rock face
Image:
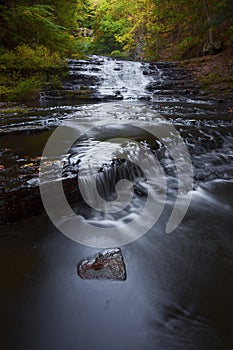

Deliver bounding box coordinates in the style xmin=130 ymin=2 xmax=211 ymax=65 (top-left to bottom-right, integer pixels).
xmin=78 ymin=248 xmax=126 ymax=281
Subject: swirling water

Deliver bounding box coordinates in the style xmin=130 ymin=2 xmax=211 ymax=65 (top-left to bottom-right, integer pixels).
xmin=0 ymin=56 xmax=233 ymax=350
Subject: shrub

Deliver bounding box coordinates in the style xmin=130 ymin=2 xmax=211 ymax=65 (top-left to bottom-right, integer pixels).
xmin=0 ymin=45 xmax=66 ymax=71
xmin=176 ymin=36 xmax=201 ymax=59
xmin=200 ymin=72 xmax=220 ymax=89
xmin=110 ymin=50 xmax=127 ymax=59
xmin=8 ymin=77 xmax=41 ymax=102
xmin=0 ymin=44 xmax=69 ymax=102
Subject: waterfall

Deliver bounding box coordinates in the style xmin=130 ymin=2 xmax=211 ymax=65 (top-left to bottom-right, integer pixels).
xmin=65 ymin=55 xmax=161 ymax=101
xmin=94 ymin=56 xmax=154 ymax=100
xmin=61 ymin=55 xmax=201 ymax=103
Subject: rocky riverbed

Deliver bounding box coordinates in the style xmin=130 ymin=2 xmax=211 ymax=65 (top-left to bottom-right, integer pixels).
xmin=1 ymin=55 xmax=233 ymax=225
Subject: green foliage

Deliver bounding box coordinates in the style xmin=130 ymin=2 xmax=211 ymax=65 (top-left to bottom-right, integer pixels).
xmin=110 ymin=50 xmax=127 ymax=59
xmin=89 ymin=0 xmax=130 ymax=55
xmin=200 ymin=71 xmax=220 ymax=89
xmin=0 ymin=4 xmax=80 ymax=55
xmin=176 ymin=36 xmax=201 ymax=59
xmin=228 ymin=26 xmax=233 ymax=44
xmin=1 ymin=0 xmax=233 ymax=64
xmin=1 ymin=0 xmax=232 ymax=101
xmin=0 ymin=45 xmax=65 ymax=71
xmin=7 ymin=77 xmax=41 ymax=102
xmin=46 ymin=0 xmax=80 ymax=30
xmin=0 ymin=1 xmax=90 ymax=102
xmin=89 ymin=0 xmax=233 ymax=60
xmin=0 ymin=45 xmax=68 ymax=102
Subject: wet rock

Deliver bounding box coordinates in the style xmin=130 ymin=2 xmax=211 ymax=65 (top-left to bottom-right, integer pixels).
xmin=78 ymin=248 xmax=126 ymax=281
xmin=90 ymin=67 xmax=101 ymax=72
xmin=114 ymin=90 xmax=123 ymax=99
xmin=40 ymin=88 xmax=95 ymax=101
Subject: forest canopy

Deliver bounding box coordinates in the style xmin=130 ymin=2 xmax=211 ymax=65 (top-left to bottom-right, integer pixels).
xmin=0 ymin=0 xmax=232 ymax=59
xmin=88 ymin=0 xmax=233 ymax=60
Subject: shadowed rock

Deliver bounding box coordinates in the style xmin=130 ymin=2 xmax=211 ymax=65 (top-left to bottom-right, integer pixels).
xmin=78 ymin=248 xmax=126 ymax=281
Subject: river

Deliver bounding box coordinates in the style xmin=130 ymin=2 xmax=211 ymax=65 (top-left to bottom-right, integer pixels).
xmin=0 ymin=56 xmax=233 ymax=350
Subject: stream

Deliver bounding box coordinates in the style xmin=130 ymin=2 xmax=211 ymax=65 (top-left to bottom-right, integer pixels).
xmin=1 ymin=55 xmax=233 ymax=350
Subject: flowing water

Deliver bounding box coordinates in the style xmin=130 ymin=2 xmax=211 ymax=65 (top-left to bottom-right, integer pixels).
xmin=1 ymin=56 xmax=233 ymax=350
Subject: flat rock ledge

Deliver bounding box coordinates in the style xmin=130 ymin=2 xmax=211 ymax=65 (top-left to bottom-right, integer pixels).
xmin=78 ymin=248 xmax=126 ymax=281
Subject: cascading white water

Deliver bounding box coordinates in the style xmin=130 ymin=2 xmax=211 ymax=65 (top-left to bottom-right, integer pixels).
xmin=94 ymin=56 xmax=154 ymax=100
xmin=54 ymin=100 xmax=232 ymax=234
xmin=67 ymin=55 xmax=161 ymax=100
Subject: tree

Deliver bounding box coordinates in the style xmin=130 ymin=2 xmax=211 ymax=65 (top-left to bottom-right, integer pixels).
xmin=202 ymin=0 xmax=214 ymax=46
xmin=0 ymin=1 xmax=91 ymax=54
xmin=88 ymin=0 xmax=232 ymax=60
xmin=89 ymin=0 xmax=130 ymax=54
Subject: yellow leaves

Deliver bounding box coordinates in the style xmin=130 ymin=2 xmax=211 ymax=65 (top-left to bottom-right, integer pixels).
xmin=21 ymin=163 xmax=34 ymax=168
xmin=161 ymin=32 xmax=170 ymax=38
xmin=23 ymin=10 xmax=32 ymax=16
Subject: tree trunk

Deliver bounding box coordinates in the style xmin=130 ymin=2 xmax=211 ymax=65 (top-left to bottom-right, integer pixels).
xmin=202 ymin=0 xmax=214 ymax=46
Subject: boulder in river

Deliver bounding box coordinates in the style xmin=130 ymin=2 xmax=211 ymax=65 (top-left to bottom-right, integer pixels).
xmin=78 ymin=248 xmax=126 ymax=281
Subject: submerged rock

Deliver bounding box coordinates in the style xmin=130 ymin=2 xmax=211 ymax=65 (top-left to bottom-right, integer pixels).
xmin=78 ymin=248 xmax=126 ymax=281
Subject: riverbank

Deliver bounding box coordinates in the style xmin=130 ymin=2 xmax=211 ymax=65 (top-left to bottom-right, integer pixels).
xmin=180 ymin=48 xmax=233 ymax=99
xmin=0 ymin=45 xmax=73 ymax=103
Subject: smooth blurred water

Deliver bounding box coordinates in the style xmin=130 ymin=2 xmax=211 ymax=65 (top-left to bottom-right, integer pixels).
xmin=0 ymin=56 xmax=233 ymax=350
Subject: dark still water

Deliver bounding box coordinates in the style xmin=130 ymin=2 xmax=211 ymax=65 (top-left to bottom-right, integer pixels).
xmin=0 ymin=56 xmax=233 ymax=350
